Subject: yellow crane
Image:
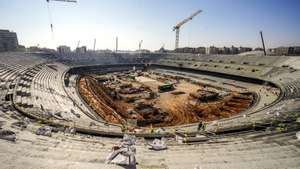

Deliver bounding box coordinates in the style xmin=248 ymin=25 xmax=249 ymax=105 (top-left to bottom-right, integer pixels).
xmin=173 ymin=10 xmax=202 ymax=49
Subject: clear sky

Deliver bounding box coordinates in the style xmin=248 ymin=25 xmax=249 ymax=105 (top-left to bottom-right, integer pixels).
xmin=1 ymin=0 xmax=300 ymax=51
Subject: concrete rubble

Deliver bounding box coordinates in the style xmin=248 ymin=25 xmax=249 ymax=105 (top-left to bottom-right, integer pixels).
xmin=106 ymin=134 xmax=137 ymax=167
xmin=64 ymin=127 xmax=76 ymax=134
xmin=11 ymin=121 xmax=27 ymax=129
xmin=296 ymin=131 xmax=300 ymax=140
xmin=36 ymin=126 xmax=52 ymax=137
xmin=147 ymin=138 xmax=168 ymax=150
xmin=0 ymin=129 xmax=16 ymax=142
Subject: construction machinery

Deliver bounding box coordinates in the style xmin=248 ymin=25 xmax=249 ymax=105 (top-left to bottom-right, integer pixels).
xmin=173 ymin=10 xmax=202 ymax=49
xmin=158 ymin=84 xmax=174 ymax=93
xmin=46 ymin=0 xmax=77 ymax=36
xmin=138 ymin=40 xmax=143 ymax=51
xmin=93 ymin=39 xmax=96 ymax=51
xmin=76 ymin=40 xmax=80 ymax=48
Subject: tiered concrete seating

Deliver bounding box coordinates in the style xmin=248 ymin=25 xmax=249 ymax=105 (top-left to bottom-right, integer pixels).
xmin=58 ymin=52 xmax=159 ymax=66
xmin=64 ymin=74 xmax=102 ymax=121
xmin=0 ymin=53 xmax=47 ymax=113
xmin=14 ymin=63 xmax=122 ymax=134
xmin=281 ymin=80 xmax=300 ymax=100
xmin=156 ymin=58 xmax=273 ymax=79
xmin=0 ymin=51 xmax=299 ymax=169
xmin=0 ymin=121 xmax=299 ymax=169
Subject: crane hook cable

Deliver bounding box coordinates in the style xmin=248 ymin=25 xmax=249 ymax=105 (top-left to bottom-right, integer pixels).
xmin=47 ymin=1 xmax=55 ymax=38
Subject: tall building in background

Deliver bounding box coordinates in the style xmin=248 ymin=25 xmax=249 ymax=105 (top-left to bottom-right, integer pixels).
xmin=206 ymin=46 xmax=219 ymax=54
xmin=239 ymin=47 xmax=252 ymax=53
xmin=0 ymin=29 xmax=18 ymax=52
xmin=218 ymin=47 xmax=231 ymax=54
xmin=195 ymin=47 xmax=206 ymax=54
xmin=57 ymin=45 xmax=71 ymax=54
xmin=230 ymin=46 xmax=239 ymax=54
xmin=272 ymin=46 xmax=300 ymax=56
xmin=76 ymin=46 xmax=87 ymax=53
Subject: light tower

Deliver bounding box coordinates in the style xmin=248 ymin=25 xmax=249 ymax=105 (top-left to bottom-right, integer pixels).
xmin=116 ymin=37 xmax=118 ymax=52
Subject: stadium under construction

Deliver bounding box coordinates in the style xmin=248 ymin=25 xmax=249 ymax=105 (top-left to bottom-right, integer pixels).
xmin=0 ymin=49 xmax=299 ymax=168
xmin=0 ymin=1 xmax=300 ymax=169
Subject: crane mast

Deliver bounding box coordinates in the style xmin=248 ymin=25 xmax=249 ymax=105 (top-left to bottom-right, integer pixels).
xmin=93 ymin=39 xmax=96 ymax=51
xmin=139 ymin=40 xmax=143 ymax=51
xmin=76 ymin=40 xmax=80 ymax=48
xmin=173 ymin=10 xmax=202 ymax=49
xmin=46 ymin=0 xmax=77 ymax=43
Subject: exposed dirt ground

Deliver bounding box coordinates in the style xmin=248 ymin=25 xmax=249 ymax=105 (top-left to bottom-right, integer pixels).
xmin=78 ymin=71 xmax=254 ymax=128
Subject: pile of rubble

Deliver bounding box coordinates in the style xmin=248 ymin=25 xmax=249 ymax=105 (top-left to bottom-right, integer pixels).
xmin=0 ymin=128 xmax=16 ymax=142
xmin=147 ymin=137 xmax=168 ymax=150
xmin=134 ymin=102 xmax=167 ymax=126
xmin=189 ymin=89 xmax=219 ymax=102
xmin=106 ymin=134 xmax=137 ymax=167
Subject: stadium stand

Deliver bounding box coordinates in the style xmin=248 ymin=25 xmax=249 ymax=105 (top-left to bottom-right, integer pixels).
xmin=0 ymin=51 xmax=299 ymax=169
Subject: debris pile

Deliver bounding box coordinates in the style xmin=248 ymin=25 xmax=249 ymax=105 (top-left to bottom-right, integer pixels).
xmin=106 ymin=134 xmax=137 ymax=166
xmin=189 ymin=89 xmax=219 ymax=102
xmin=134 ymin=103 xmax=167 ymax=126
xmin=0 ymin=129 xmax=16 ymax=142
xmin=176 ymin=132 xmax=208 ymax=143
xmin=147 ymin=138 xmax=168 ymax=150
xmin=36 ymin=126 xmax=52 ymax=137
xmin=296 ymin=131 xmax=300 ymax=140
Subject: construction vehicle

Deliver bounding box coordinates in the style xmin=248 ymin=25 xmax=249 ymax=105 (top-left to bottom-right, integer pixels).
xmin=158 ymin=84 xmax=174 ymax=92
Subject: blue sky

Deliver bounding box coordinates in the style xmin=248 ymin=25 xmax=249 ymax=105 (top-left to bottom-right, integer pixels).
xmin=0 ymin=0 xmax=300 ymax=50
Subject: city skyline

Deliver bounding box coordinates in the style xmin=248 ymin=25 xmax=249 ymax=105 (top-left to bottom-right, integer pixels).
xmin=1 ymin=0 xmax=300 ymax=51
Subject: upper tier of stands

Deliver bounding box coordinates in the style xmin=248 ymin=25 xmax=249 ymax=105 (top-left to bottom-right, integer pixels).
xmin=58 ymin=52 xmax=162 ymax=66
xmin=156 ymin=54 xmax=300 ymax=80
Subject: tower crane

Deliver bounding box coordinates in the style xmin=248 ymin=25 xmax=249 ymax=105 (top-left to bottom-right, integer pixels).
xmin=93 ymin=39 xmax=97 ymax=51
xmin=173 ymin=10 xmax=202 ymax=49
xmin=46 ymin=0 xmax=77 ymax=33
xmin=139 ymin=40 xmax=143 ymax=51
xmin=76 ymin=40 xmax=80 ymax=48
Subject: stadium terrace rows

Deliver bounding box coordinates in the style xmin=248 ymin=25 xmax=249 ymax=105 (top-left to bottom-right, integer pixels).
xmin=0 ymin=51 xmax=299 ymax=169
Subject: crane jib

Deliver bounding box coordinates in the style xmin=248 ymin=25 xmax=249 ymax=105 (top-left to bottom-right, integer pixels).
xmin=173 ymin=9 xmax=202 ymax=49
